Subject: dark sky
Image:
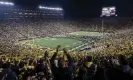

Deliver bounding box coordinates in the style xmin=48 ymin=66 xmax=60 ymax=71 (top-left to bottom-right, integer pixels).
xmin=12 ymin=0 xmax=133 ymax=18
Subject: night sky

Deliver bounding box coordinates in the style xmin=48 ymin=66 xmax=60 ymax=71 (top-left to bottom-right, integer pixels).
xmin=12 ymin=0 xmax=133 ymax=18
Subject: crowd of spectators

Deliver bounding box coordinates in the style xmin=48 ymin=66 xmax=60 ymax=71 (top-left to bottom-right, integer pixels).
xmin=0 ymin=45 xmax=133 ymax=80
xmin=0 ymin=18 xmax=133 ymax=80
xmin=0 ymin=18 xmax=133 ymax=43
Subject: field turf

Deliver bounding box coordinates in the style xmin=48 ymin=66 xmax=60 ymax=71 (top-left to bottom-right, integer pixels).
xmin=28 ymin=37 xmax=83 ymax=49
xmin=22 ymin=31 xmax=105 ymax=49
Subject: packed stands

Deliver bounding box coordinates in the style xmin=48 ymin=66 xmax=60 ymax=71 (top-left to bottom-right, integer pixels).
xmin=0 ymin=18 xmax=133 ymax=80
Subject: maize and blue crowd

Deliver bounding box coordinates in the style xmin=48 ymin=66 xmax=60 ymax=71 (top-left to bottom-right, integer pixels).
xmin=0 ymin=18 xmax=133 ymax=80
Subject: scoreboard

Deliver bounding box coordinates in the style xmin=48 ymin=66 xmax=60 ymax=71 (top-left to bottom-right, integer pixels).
xmin=101 ymin=6 xmax=117 ymax=17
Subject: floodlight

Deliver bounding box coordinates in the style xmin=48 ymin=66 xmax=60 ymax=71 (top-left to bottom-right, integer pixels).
xmin=38 ymin=5 xmax=63 ymax=11
xmin=47 ymin=7 xmax=50 ymax=9
xmin=56 ymin=8 xmax=59 ymax=10
xmin=60 ymin=8 xmax=63 ymax=10
xmin=48 ymin=7 xmax=51 ymax=9
xmin=39 ymin=6 xmax=42 ymax=9
xmin=51 ymin=8 xmax=54 ymax=10
xmin=0 ymin=1 xmax=4 ymax=4
xmin=42 ymin=6 xmax=44 ymax=8
xmin=0 ymin=1 xmax=14 ymax=6
xmin=53 ymin=8 xmax=56 ymax=10
xmin=4 ymin=2 xmax=9 ymax=4
xmin=10 ymin=3 xmax=14 ymax=6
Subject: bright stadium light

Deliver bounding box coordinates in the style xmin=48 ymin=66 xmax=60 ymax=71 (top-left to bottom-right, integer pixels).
xmin=38 ymin=5 xmax=63 ymax=11
xmin=48 ymin=7 xmax=50 ymax=9
xmin=59 ymin=8 xmax=63 ymax=10
xmin=56 ymin=8 xmax=59 ymax=10
xmin=0 ymin=1 xmax=4 ymax=4
xmin=4 ymin=2 xmax=9 ymax=5
xmin=0 ymin=1 xmax=14 ymax=6
xmin=10 ymin=3 xmax=14 ymax=6
xmin=39 ymin=6 xmax=42 ymax=9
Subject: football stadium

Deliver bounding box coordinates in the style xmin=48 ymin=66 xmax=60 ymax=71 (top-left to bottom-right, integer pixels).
xmin=0 ymin=0 xmax=133 ymax=80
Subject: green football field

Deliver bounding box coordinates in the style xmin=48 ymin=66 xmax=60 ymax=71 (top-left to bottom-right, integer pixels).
xmin=21 ymin=31 xmax=105 ymax=49
xmin=28 ymin=37 xmax=83 ymax=49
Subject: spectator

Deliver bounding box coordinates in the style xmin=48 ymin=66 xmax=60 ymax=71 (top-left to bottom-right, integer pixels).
xmin=50 ymin=46 xmax=73 ymax=80
xmin=0 ymin=62 xmax=18 ymax=80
